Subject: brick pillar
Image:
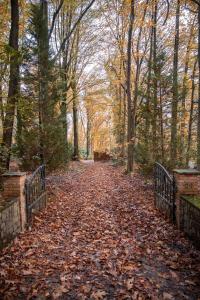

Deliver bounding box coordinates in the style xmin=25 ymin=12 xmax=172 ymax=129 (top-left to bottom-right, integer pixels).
xmin=2 ymin=172 xmax=27 ymax=231
xmin=173 ymin=169 xmax=200 ymax=229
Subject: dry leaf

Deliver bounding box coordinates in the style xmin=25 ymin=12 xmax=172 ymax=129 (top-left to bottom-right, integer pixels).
xmin=163 ymin=292 xmax=174 ymax=300
xmin=91 ymin=290 xmax=107 ymax=300
xmin=126 ymin=278 xmax=134 ymax=290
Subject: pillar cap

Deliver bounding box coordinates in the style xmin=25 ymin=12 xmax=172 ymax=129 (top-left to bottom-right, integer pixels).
xmin=173 ymin=169 xmax=200 ymax=175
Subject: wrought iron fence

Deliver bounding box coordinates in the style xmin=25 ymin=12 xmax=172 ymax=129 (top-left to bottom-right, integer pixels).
xmin=25 ymin=165 xmax=47 ymax=225
xmin=154 ymin=162 xmax=176 ymax=223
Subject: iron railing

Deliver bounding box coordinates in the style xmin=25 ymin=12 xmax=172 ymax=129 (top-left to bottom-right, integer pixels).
xmin=25 ymin=165 xmax=46 ymax=224
xmin=154 ymin=162 xmax=176 ymax=223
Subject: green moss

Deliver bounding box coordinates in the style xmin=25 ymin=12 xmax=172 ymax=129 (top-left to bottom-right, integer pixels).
xmin=173 ymin=169 xmax=200 ymax=175
xmin=181 ymin=195 xmax=200 ymax=209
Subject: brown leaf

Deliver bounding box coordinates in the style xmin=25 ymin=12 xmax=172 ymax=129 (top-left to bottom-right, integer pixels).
xmin=91 ymin=290 xmax=107 ymax=300
xmin=126 ymin=278 xmax=134 ymax=290
xmin=52 ymin=285 xmax=68 ymax=299
xmin=163 ymin=292 xmax=174 ymax=300
xmin=22 ymin=270 xmax=33 ymax=276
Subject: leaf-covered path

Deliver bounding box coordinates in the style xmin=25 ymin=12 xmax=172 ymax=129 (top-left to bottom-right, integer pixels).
xmin=0 ymin=162 xmax=200 ymax=299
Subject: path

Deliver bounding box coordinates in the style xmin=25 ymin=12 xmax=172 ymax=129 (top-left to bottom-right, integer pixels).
xmin=0 ymin=162 xmax=200 ymax=299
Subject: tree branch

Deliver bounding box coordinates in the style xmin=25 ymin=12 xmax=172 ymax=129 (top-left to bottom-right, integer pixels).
xmin=163 ymin=0 xmax=170 ymax=25
xmin=48 ymin=0 xmax=64 ymax=40
xmin=52 ymin=0 xmax=96 ymax=62
xmin=190 ymin=0 xmax=200 ymax=6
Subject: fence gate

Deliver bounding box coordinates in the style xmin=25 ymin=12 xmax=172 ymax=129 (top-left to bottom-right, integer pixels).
xmin=154 ymin=162 xmax=176 ymax=223
xmin=25 ymin=165 xmax=47 ymax=225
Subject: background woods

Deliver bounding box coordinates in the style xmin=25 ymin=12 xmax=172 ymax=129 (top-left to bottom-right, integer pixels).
xmin=0 ymin=0 xmax=200 ymax=173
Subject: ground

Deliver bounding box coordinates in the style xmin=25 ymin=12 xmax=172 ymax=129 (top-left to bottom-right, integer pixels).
xmin=0 ymin=162 xmax=200 ymax=300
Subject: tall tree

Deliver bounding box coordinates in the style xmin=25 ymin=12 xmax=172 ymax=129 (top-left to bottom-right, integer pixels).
xmin=180 ymin=17 xmax=195 ymax=164
xmin=170 ymin=0 xmax=180 ymax=168
xmin=152 ymin=0 xmax=158 ymax=160
xmin=2 ymin=0 xmax=19 ymax=168
xmin=126 ymin=0 xmax=135 ymax=173
xmin=186 ymin=59 xmax=197 ymax=165
xmin=38 ymin=0 xmax=49 ymax=164
xmin=71 ymin=26 xmax=80 ymax=160
xmin=145 ymin=9 xmax=153 ymax=159
xmin=197 ymin=3 xmax=200 ymax=169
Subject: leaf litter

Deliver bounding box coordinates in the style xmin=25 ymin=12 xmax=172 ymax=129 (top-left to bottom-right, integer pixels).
xmin=0 ymin=161 xmax=200 ymax=299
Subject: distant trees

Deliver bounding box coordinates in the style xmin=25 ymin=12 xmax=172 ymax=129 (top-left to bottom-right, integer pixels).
xmin=104 ymin=0 xmax=200 ymax=172
xmin=0 ymin=0 xmax=96 ymax=171
xmin=1 ymin=0 xmax=200 ymax=173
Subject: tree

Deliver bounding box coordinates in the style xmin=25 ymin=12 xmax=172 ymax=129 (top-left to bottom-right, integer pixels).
xmin=170 ymin=0 xmax=180 ymax=168
xmin=2 ymin=0 xmax=19 ymax=169
xmin=197 ymin=3 xmax=200 ymax=169
xmin=126 ymin=0 xmax=135 ymax=173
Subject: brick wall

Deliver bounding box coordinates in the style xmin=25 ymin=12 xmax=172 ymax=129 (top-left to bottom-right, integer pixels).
xmin=174 ymin=172 xmax=200 ymax=195
xmin=2 ymin=172 xmax=27 ymax=231
xmin=0 ymin=198 xmax=21 ymax=250
xmin=173 ymin=169 xmax=200 ymax=230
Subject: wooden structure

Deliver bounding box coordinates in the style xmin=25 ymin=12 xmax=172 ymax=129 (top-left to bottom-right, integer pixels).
xmin=94 ymin=151 xmax=111 ymax=162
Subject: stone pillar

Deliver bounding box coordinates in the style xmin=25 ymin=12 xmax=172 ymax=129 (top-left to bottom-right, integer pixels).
xmin=173 ymin=169 xmax=200 ymax=229
xmin=2 ymin=172 xmax=27 ymax=231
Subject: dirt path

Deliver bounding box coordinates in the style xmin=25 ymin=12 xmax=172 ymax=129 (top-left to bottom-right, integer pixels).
xmin=0 ymin=162 xmax=200 ymax=300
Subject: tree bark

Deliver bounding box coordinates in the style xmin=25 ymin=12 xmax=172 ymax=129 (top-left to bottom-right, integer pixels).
xmin=159 ymin=84 xmax=164 ymax=160
xmin=152 ymin=1 xmax=158 ymax=160
xmin=38 ymin=0 xmax=49 ymax=164
xmin=126 ymin=0 xmax=135 ymax=173
xmin=170 ymin=0 xmax=180 ymax=168
xmin=180 ymin=18 xmax=195 ymax=164
xmin=186 ymin=59 xmax=197 ymax=166
xmin=72 ymin=81 xmax=79 ymax=160
xmin=2 ymin=0 xmax=19 ymax=169
xmin=86 ymin=107 xmax=91 ymax=159
xmin=145 ymin=8 xmax=153 ymax=157
xmin=0 ymin=70 xmax=4 ymax=126
xmin=197 ymin=5 xmax=200 ymax=169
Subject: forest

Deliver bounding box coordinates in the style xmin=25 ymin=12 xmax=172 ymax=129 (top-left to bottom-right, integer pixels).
xmin=1 ymin=1 xmax=200 ymax=299
xmin=1 ymin=0 xmax=200 ymax=174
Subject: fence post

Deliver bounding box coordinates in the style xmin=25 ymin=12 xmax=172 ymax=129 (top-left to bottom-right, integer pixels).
xmin=3 ymin=172 xmax=27 ymax=231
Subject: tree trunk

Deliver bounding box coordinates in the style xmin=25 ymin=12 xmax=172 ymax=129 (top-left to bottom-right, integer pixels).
xmin=180 ymin=18 xmax=195 ymax=164
xmin=38 ymin=0 xmax=49 ymax=164
xmin=159 ymin=84 xmax=164 ymax=161
xmin=122 ymin=88 xmax=126 ymax=159
xmin=72 ymin=81 xmax=79 ymax=160
xmin=186 ymin=59 xmax=197 ymax=166
xmin=170 ymin=0 xmax=180 ymax=168
xmin=2 ymin=0 xmax=19 ymax=169
xmin=60 ymin=7 xmax=73 ymax=147
xmin=197 ymin=5 xmax=200 ymax=169
xmin=0 ymin=71 xmax=4 ymax=127
xmin=126 ymin=0 xmax=135 ymax=173
xmin=152 ymin=1 xmax=158 ymax=161
xmin=86 ymin=107 xmax=91 ymax=159
xmin=145 ymin=10 xmax=153 ymax=157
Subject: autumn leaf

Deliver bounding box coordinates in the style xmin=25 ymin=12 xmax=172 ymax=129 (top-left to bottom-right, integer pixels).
xmin=91 ymin=290 xmax=107 ymax=300
xmin=126 ymin=278 xmax=134 ymax=290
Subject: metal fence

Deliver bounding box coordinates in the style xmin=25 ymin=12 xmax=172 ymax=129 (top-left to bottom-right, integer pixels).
xmin=154 ymin=162 xmax=176 ymax=223
xmin=25 ymin=165 xmax=47 ymax=225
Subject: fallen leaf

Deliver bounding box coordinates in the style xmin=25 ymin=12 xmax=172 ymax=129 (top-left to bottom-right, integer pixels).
xmin=163 ymin=292 xmax=174 ymax=300
xmin=91 ymin=290 xmax=107 ymax=299
xmin=126 ymin=278 xmax=134 ymax=290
